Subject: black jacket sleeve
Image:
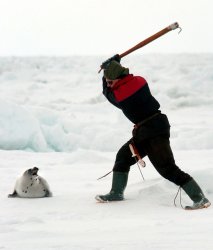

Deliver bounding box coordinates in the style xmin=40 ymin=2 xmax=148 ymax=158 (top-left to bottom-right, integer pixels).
xmin=102 ymin=77 xmax=121 ymax=109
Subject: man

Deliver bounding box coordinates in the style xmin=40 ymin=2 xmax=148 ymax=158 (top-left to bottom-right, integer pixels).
xmin=95 ymin=56 xmax=211 ymax=210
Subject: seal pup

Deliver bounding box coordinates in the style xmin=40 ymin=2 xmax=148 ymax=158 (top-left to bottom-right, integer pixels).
xmin=8 ymin=167 xmax=52 ymax=198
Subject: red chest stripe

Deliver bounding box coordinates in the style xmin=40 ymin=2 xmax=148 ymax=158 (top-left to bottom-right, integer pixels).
xmin=112 ymin=75 xmax=147 ymax=102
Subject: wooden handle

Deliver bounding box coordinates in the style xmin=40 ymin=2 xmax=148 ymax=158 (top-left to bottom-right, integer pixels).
xmin=119 ymin=22 xmax=180 ymax=58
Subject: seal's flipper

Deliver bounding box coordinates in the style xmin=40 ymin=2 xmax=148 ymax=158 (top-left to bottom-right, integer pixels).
xmin=8 ymin=191 xmax=18 ymax=198
xmin=44 ymin=189 xmax=53 ymax=197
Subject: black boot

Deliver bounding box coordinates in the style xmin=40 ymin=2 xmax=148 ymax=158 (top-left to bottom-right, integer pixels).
xmin=182 ymin=179 xmax=211 ymax=210
xmin=95 ymin=171 xmax=128 ymax=202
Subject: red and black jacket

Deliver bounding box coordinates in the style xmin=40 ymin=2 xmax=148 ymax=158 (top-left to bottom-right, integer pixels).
xmin=102 ymin=74 xmax=160 ymax=124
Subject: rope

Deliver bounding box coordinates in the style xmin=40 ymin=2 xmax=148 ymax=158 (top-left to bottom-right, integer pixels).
xmin=135 ymin=159 xmax=145 ymax=181
xmin=97 ymin=142 xmax=145 ymax=181
xmin=174 ymin=186 xmax=184 ymax=209
xmin=97 ymin=170 xmax=113 ymax=180
xmin=129 ymin=142 xmax=145 ymax=181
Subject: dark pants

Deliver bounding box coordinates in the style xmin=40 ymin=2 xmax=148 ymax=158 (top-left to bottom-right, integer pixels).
xmin=113 ymin=114 xmax=192 ymax=187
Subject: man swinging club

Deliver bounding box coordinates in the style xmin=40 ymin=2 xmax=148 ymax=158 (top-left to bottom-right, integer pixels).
xmin=95 ymin=23 xmax=211 ymax=210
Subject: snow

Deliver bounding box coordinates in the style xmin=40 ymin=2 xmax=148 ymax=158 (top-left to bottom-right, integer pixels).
xmin=0 ymin=54 xmax=213 ymax=249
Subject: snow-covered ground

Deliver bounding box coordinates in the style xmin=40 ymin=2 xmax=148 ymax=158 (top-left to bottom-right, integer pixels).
xmin=0 ymin=54 xmax=213 ymax=250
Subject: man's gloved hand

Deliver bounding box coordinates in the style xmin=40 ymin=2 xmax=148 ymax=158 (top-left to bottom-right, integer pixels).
xmin=100 ymin=54 xmax=121 ymax=70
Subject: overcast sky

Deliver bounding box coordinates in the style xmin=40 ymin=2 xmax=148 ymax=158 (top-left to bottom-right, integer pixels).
xmin=0 ymin=0 xmax=212 ymax=56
